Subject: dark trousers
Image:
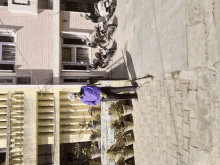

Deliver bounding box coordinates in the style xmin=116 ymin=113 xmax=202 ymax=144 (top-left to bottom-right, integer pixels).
xmin=100 ymin=86 xmax=138 ymax=102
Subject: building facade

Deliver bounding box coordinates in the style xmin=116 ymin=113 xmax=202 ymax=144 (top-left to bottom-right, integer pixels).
xmin=0 ymin=0 xmax=106 ymax=86
xmin=0 ymin=1 xmax=105 ymax=164
xmin=0 ymin=85 xmax=98 ymax=165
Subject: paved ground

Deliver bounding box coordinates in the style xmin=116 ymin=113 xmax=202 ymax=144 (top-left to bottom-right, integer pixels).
xmin=105 ymin=0 xmax=220 ymax=164
xmin=133 ymin=75 xmax=198 ymax=165
xmin=106 ymin=0 xmax=188 ymax=79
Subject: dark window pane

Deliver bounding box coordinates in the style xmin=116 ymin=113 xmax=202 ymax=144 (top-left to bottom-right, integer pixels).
xmin=0 ymin=64 xmax=14 ymax=71
xmin=63 ymin=79 xmax=87 ymax=83
xmin=12 ymin=0 xmax=30 ymax=5
xmin=62 ymin=47 xmax=72 ymax=62
xmin=0 ymin=79 xmax=13 ymax=83
xmin=63 ymin=38 xmax=86 ymax=45
xmin=76 ymin=48 xmax=89 ymax=63
xmin=16 ymin=77 xmax=31 ymax=84
xmin=2 ymin=45 xmax=15 ymax=61
xmin=0 ymin=152 xmax=6 ymax=165
xmin=63 ymin=65 xmax=87 ymax=70
xmin=0 ymin=36 xmax=14 ymax=42
xmin=38 ymin=144 xmax=54 ymax=165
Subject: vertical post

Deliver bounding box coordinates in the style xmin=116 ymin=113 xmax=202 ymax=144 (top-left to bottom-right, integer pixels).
xmin=6 ymin=92 xmax=11 ymax=165
xmin=53 ymin=0 xmax=61 ymax=84
xmin=54 ymin=91 xmax=60 ymax=165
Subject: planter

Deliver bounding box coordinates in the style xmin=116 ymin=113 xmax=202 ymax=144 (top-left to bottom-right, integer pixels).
xmin=124 ymin=149 xmax=134 ymax=160
xmin=123 ymin=121 xmax=134 ymax=132
xmin=91 ymin=148 xmax=101 ymax=159
xmin=90 ymin=107 xmax=101 ymax=116
xmin=125 ymin=136 xmax=135 ymax=146
xmin=92 ymin=121 xmax=101 ymax=129
xmin=123 ymin=105 xmax=133 ymax=116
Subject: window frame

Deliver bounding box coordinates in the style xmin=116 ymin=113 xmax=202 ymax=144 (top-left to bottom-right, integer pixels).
xmin=0 ymin=30 xmax=16 ymax=73
xmin=0 ymin=76 xmax=16 ymax=85
xmin=61 ymin=76 xmax=90 ymax=85
xmin=0 ymin=75 xmax=32 ymax=85
xmin=61 ymin=31 xmax=92 ymax=64
xmin=16 ymin=75 xmax=32 ymax=85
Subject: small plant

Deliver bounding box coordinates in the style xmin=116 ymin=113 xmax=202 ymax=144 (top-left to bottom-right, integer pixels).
xmin=111 ymin=120 xmax=125 ymax=132
xmin=73 ymin=141 xmax=96 ymax=159
xmin=73 ymin=142 xmax=81 ymax=158
xmin=106 ymin=144 xmax=122 ymax=157
xmin=89 ymin=132 xmax=100 ymax=140
xmin=145 ymin=74 xmax=154 ymax=80
xmin=109 ymin=100 xmax=126 ymax=116
xmin=171 ymin=70 xmax=180 ymax=79
xmin=89 ymin=161 xmax=96 ymax=165
xmin=79 ymin=119 xmax=92 ymax=130
xmin=94 ymin=113 xmax=101 ymax=121
xmin=116 ymin=156 xmax=125 ymax=165
xmin=90 ymin=134 xmax=95 ymax=140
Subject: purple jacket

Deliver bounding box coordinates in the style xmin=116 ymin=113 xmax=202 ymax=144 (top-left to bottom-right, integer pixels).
xmin=80 ymin=86 xmax=102 ymax=105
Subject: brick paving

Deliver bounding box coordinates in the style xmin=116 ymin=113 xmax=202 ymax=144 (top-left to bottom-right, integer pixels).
xmin=131 ymin=76 xmax=198 ymax=165
xmin=105 ymin=0 xmax=220 ymax=164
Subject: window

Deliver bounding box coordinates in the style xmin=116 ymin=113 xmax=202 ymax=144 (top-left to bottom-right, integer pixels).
xmin=63 ymin=78 xmax=87 ymax=83
xmin=16 ymin=76 xmax=31 ymax=85
xmin=61 ymin=77 xmax=90 ymax=85
xmin=12 ymin=0 xmax=30 ymax=5
xmin=0 ymin=78 xmax=13 ymax=84
xmin=38 ymin=0 xmax=53 ymax=10
xmin=62 ymin=64 xmax=87 ymax=71
xmin=0 ymin=77 xmax=15 ymax=85
xmin=62 ymin=47 xmax=89 ymax=63
xmin=38 ymin=144 xmax=54 ymax=165
xmin=0 ymin=0 xmax=8 ymax=6
xmin=0 ymin=36 xmax=14 ymax=42
xmin=61 ymin=32 xmax=91 ymax=71
xmin=0 ymin=31 xmax=16 ymax=72
xmin=0 ymin=76 xmax=31 ymax=85
xmin=60 ymin=0 xmax=98 ymax=13
xmin=63 ymin=38 xmax=86 ymax=45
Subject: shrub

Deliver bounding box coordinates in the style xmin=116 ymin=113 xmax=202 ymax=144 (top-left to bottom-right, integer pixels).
xmin=109 ymin=100 xmax=126 ymax=116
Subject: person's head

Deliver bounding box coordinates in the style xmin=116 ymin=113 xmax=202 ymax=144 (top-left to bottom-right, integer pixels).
xmin=68 ymin=92 xmax=84 ymax=101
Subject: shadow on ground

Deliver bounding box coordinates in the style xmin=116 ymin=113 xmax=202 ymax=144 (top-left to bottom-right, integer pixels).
xmin=105 ymin=50 xmax=138 ymax=88
xmin=105 ymin=61 xmax=129 ymax=79
xmin=126 ymin=51 xmax=138 ymax=87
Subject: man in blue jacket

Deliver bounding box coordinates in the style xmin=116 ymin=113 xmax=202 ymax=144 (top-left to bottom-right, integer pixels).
xmin=68 ymin=85 xmax=139 ymax=105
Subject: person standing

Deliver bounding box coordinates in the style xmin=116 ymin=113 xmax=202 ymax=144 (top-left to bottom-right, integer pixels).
xmin=68 ymin=85 xmax=139 ymax=106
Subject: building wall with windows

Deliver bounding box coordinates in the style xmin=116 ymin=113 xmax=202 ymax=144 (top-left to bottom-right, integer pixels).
xmin=0 ymin=85 xmax=95 ymax=165
xmin=59 ymin=11 xmax=105 ymax=85
xmin=0 ymin=7 xmax=54 ymax=85
xmin=0 ymin=3 xmax=106 ymax=86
